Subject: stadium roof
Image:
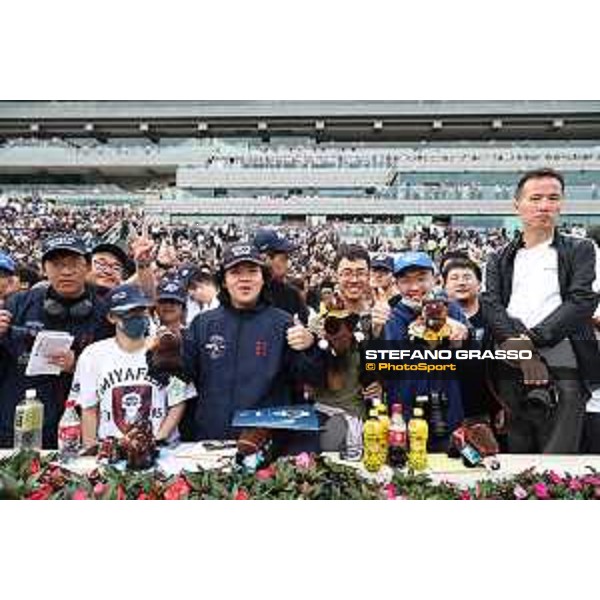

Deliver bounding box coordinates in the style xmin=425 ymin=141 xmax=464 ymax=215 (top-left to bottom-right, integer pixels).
xmin=2 ymin=101 xmax=600 ymax=141
xmin=2 ymin=100 xmax=600 ymax=119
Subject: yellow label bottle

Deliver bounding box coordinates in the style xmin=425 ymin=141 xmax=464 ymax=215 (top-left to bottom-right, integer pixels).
xmin=408 ymin=407 xmax=428 ymax=472
xmin=374 ymin=400 xmax=390 ymax=464
xmin=363 ymin=409 xmax=384 ymax=472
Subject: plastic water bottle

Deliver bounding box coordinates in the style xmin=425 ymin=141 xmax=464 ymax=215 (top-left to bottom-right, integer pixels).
xmin=58 ymin=400 xmax=82 ymax=461
xmin=363 ymin=408 xmax=385 ymax=473
xmin=408 ymin=407 xmax=429 ymax=472
xmin=14 ymin=389 xmax=44 ymax=450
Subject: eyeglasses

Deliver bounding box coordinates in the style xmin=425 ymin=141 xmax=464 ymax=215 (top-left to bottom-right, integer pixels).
xmin=92 ymin=258 xmax=123 ymax=276
xmin=338 ymin=268 xmax=369 ymax=280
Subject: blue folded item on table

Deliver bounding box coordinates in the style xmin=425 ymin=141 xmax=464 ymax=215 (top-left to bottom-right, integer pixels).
xmin=232 ymin=404 xmax=319 ymax=431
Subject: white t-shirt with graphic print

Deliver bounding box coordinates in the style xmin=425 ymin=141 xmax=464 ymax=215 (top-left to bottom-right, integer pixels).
xmin=69 ymin=337 xmax=195 ymax=441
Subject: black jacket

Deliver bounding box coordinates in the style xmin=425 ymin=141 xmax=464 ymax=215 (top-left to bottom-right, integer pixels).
xmin=481 ymin=230 xmax=600 ymax=383
xmin=268 ymin=279 xmax=309 ymax=325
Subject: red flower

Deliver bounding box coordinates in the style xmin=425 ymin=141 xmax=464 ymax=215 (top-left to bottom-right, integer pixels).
xmin=568 ymin=479 xmax=583 ymax=492
xmin=27 ymin=484 xmax=53 ymax=500
xmin=137 ymin=492 xmax=150 ymax=500
xmin=72 ymin=489 xmax=88 ymax=500
xmin=533 ymin=482 xmax=550 ymax=500
xmin=29 ymin=458 xmax=41 ymax=475
xmin=459 ymin=490 xmax=472 ymax=500
xmin=234 ymin=489 xmax=250 ymax=500
xmin=116 ymin=485 xmax=126 ymax=500
xmin=256 ymin=465 xmax=276 ymax=481
xmin=163 ymin=477 xmax=191 ymax=500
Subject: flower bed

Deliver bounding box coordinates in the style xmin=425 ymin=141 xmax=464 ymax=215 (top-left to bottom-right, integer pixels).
xmin=1 ymin=450 xmax=599 ymax=500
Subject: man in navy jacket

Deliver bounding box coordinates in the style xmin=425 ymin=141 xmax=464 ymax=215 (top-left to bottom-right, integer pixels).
xmin=0 ymin=234 xmax=113 ymax=448
xmin=183 ymin=243 xmax=320 ymax=445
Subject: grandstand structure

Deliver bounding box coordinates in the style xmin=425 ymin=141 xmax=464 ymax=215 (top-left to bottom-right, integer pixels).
xmin=2 ymin=100 xmax=600 ymax=228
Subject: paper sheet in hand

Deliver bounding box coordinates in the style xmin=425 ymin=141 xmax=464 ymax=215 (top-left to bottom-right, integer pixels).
xmin=232 ymin=404 xmax=319 ymax=431
xmin=25 ymin=330 xmax=74 ymax=376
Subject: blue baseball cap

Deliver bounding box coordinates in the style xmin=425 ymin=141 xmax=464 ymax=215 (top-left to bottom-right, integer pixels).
xmin=41 ymin=234 xmax=89 ymax=262
xmin=394 ymin=252 xmax=435 ymax=276
xmin=0 ymin=251 xmax=16 ymax=275
xmin=157 ymin=278 xmax=187 ymax=305
xmin=371 ymin=253 xmax=394 ymax=272
xmin=107 ymin=284 xmax=153 ymax=315
xmin=253 ymin=228 xmax=297 ymax=254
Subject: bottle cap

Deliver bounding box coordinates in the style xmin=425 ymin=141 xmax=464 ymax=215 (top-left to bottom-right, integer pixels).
xmin=414 ymin=407 xmax=424 ymax=417
xmin=391 ymin=403 xmax=403 ymax=414
xmin=369 ymin=409 xmax=379 ymax=418
xmin=25 ymin=389 xmax=37 ymax=400
xmin=65 ymin=400 xmax=76 ymax=409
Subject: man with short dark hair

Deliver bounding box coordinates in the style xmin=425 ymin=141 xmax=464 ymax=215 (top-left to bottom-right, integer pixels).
xmin=253 ymin=228 xmax=309 ymax=324
xmin=182 ymin=242 xmax=319 ymax=448
xmin=0 ymin=234 xmax=113 ymax=448
xmin=443 ymin=257 xmax=484 ymax=342
xmin=483 ymin=168 xmax=600 ymax=453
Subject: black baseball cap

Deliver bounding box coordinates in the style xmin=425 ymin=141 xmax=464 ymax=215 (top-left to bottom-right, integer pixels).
xmin=222 ymin=243 xmax=265 ymax=271
xmin=41 ymin=234 xmax=89 ymax=263
xmin=91 ymin=241 xmax=130 ymax=269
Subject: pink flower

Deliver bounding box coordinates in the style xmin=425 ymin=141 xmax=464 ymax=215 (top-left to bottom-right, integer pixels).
xmin=548 ymin=471 xmax=563 ymax=485
xmin=295 ymin=452 xmax=314 ymax=470
xmin=29 ymin=458 xmax=41 ymax=475
xmin=256 ymin=465 xmax=277 ymax=481
xmin=234 ymin=489 xmax=250 ymax=500
xmin=568 ymin=479 xmax=583 ymax=492
xmin=72 ymin=489 xmax=88 ymax=500
xmin=533 ymin=482 xmax=550 ymax=500
xmin=513 ymin=484 xmax=528 ymax=500
xmin=459 ymin=490 xmax=472 ymax=500
xmin=93 ymin=483 xmax=107 ymax=497
xmin=137 ymin=492 xmax=150 ymax=500
xmin=116 ymin=485 xmax=126 ymax=500
xmin=383 ymin=483 xmax=397 ymax=500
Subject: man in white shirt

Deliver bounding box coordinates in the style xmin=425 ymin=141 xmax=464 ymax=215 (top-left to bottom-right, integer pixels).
xmin=483 ymin=169 xmax=600 ymax=453
xmin=69 ymin=284 xmax=193 ymax=447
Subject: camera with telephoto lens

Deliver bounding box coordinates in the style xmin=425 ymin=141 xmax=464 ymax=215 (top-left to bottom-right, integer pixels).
xmin=429 ymin=391 xmax=449 ymax=439
xmin=522 ymin=381 xmax=559 ymax=413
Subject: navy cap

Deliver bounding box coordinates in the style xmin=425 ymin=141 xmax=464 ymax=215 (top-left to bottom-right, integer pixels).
xmin=42 ymin=234 xmax=89 ymax=262
xmin=92 ymin=241 xmax=130 ymax=269
xmin=253 ymin=228 xmax=296 ymax=254
xmin=371 ymin=253 xmax=394 ymax=272
xmin=0 ymin=251 xmax=16 ymax=275
xmin=107 ymin=284 xmax=153 ymax=315
xmin=394 ymin=252 xmax=435 ymax=276
xmin=222 ymin=243 xmax=265 ymax=271
xmin=157 ymin=278 xmax=187 ymax=305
